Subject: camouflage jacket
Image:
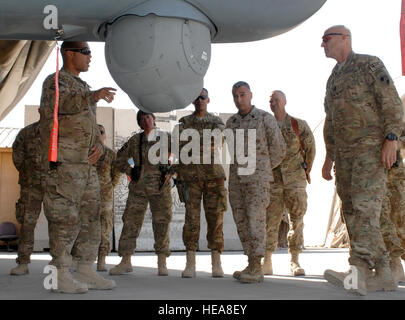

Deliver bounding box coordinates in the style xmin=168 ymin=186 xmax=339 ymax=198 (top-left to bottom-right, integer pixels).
xmin=96 ymin=146 xmax=121 ymax=194
xmin=176 ymin=112 xmax=226 ymax=181
xmin=39 ymin=67 xmax=103 ymax=167
xmin=225 ymin=106 xmax=286 ymax=185
xmin=12 ymin=121 xmax=43 ymax=186
xmin=115 ymin=130 xmax=171 ymax=193
xmin=273 ymin=114 xmax=316 ymax=187
xmin=324 ymin=52 xmax=403 ymax=161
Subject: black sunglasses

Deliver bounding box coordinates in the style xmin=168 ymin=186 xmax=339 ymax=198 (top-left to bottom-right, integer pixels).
xmin=64 ymin=48 xmax=91 ymax=55
xmin=195 ymin=95 xmax=208 ymax=101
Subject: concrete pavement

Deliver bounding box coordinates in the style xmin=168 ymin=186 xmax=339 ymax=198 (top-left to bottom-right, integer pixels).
xmin=1 ymin=248 xmax=404 ymax=300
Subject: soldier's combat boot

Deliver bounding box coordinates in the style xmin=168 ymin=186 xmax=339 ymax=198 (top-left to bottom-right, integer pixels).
xmin=240 ymin=256 xmax=264 ymax=283
xmin=211 ymin=250 xmax=224 ymax=278
xmin=323 ymin=269 xmax=348 ymax=288
xmin=97 ymin=255 xmax=107 ymax=272
xmin=10 ymin=263 xmax=29 ymax=276
xmin=367 ymin=262 xmax=397 ymax=292
xmin=182 ymin=251 xmax=196 ymax=278
xmin=109 ymin=254 xmax=133 ymax=275
xmin=262 ymin=251 xmax=273 ymax=275
xmin=76 ymin=263 xmax=116 ymax=290
xmin=157 ymin=254 xmax=168 ymax=276
xmin=290 ymin=251 xmax=305 ymax=276
xmin=53 ymin=268 xmax=88 ymax=294
xmin=233 ymin=257 xmax=249 ymax=280
xmin=390 ymin=257 xmax=405 ymax=283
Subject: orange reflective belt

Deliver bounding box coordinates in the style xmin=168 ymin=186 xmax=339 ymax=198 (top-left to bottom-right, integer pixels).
xmin=401 ymin=0 xmax=405 ymax=75
xmin=48 ymin=45 xmax=60 ymax=162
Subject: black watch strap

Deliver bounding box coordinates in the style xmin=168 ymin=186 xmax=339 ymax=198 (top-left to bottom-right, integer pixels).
xmin=386 ymin=133 xmax=398 ymax=141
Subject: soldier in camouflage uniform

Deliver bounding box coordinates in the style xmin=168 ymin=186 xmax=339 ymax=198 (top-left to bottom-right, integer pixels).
xmin=379 ymin=125 xmax=405 ymax=283
xmin=226 ymin=81 xmax=286 ymax=283
xmin=10 ymin=119 xmax=44 ymax=276
xmin=40 ymin=41 xmax=117 ymax=293
xmin=175 ymin=88 xmax=228 ymax=278
xmin=264 ymin=90 xmax=316 ymax=276
xmin=321 ymin=26 xmax=403 ymax=295
xmin=109 ymin=111 xmax=173 ymax=276
xmin=95 ymin=124 xmax=122 ymax=271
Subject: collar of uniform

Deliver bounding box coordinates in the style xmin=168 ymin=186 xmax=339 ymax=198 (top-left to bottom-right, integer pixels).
xmin=60 ymin=67 xmax=89 ymax=86
xmin=238 ymin=105 xmax=256 ymax=118
xmin=192 ymin=111 xmax=210 ymax=121
xmin=332 ymin=51 xmax=356 ymax=76
xmin=278 ymin=113 xmax=290 ymax=128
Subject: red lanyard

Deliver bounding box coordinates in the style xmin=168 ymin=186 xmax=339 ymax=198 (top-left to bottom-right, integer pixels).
xmin=48 ymin=44 xmax=59 ymax=162
xmin=401 ymin=0 xmax=405 ymax=75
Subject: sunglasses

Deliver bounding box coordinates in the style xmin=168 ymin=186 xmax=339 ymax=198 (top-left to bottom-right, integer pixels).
xmin=195 ymin=95 xmax=208 ymax=101
xmin=322 ymin=33 xmax=348 ymax=43
xmin=100 ymin=130 xmax=105 ymax=134
xmin=64 ymin=47 xmax=92 ymax=55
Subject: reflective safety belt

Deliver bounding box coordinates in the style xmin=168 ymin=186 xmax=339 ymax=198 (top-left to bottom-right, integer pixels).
xmin=48 ymin=44 xmax=60 ymax=162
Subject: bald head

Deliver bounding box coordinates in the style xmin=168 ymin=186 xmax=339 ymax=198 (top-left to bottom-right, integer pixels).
xmin=321 ymin=25 xmax=352 ymax=63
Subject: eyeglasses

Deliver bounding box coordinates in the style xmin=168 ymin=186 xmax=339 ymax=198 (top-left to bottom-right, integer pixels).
xmin=195 ymin=95 xmax=208 ymax=101
xmin=100 ymin=131 xmax=105 ymax=134
xmin=322 ymin=33 xmax=349 ymax=43
xmin=64 ymin=48 xmax=91 ymax=55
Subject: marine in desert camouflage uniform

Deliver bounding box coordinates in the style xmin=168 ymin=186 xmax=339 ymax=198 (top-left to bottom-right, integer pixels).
xmin=321 ymin=26 xmax=403 ymax=295
xmin=226 ymin=81 xmax=286 ymax=283
xmin=379 ymin=124 xmax=405 ymax=283
xmin=95 ymin=124 xmax=122 ymax=271
xmin=175 ymin=88 xmax=228 ymax=278
xmin=10 ymin=120 xmax=44 ymax=276
xmin=109 ymin=111 xmax=173 ymax=277
xmin=264 ymin=90 xmax=316 ymax=277
xmin=39 ymin=41 xmax=117 ymax=293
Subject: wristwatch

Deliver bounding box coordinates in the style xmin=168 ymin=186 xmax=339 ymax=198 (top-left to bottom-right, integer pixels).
xmin=386 ymin=133 xmax=398 ymax=141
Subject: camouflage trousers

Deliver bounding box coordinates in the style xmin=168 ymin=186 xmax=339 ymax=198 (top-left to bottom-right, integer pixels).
xmin=380 ymin=190 xmax=404 ymax=259
xmin=266 ymin=184 xmax=307 ymax=253
xmin=380 ymin=167 xmax=405 ymax=260
xmin=229 ymin=179 xmax=270 ymax=258
xmin=43 ymin=163 xmax=101 ymax=268
xmin=98 ymin=189 xmax=114 ymax=257
xmin=335 ymin=148 xmax=389 ymax=269
xmin=183 ymin=178 xmax=227 ymax=252
xmin=118 ymin=179 xmax=172 ymax=257
xmin=15 ymin=183 xmax=44 ymax=264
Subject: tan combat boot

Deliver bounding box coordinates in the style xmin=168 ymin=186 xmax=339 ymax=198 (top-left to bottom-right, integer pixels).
xmin=262 ymin=251 xmax=273 ymax=275
xmin=53 ymin=268 xmax=88 ymax=294
xmin=97 ymin=255 xmax=107 ymax=272
xmin=211 ymin=250 xmax=224 ymax=278
xmin=157 ymin=254 xmax=168 ymax=276
xmin=10 ymin=263 xmax=29 ymax=276
xmin=390 ymin=257 xmax=405 ymax=283
xmin=324 ymin=265 xmax=367 ymax=296
xmin=367 ymin=263 xmax=397 ymax=292
xmin=109 ymin=254 xmax=133 ymax=275
xmin=240 ymin=256 xmax=264 ymax=283
xmin=76 ymin=263 xmax=116 ymax=290
xmin=290 ymin=251 xmax=305 ymax=276
xmin=233 ymin=256 xmax=249 ymax=280
xmin=182 ymin=251 xmax=196 ymax=278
